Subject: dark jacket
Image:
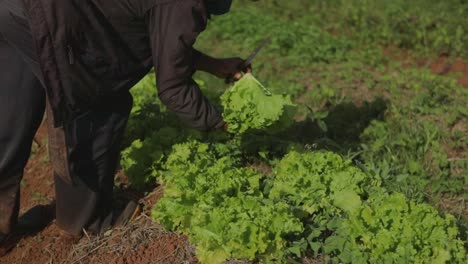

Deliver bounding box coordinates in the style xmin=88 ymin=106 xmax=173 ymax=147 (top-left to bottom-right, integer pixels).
xmin=22 ymin=0 xmax=223 ymax=131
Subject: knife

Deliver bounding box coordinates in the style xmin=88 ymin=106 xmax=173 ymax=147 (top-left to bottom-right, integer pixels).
xmin=225 ymin=36 xmax=272 ymax=84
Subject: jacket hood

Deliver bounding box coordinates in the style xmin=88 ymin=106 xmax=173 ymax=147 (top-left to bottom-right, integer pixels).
xmin=206 ymin=0 xmax=232 ymax=15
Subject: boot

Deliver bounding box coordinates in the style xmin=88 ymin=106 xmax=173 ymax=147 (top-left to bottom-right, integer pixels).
xmin=113 ymin=200 xmax=142 ymax=227
xmin=86 ymin=200 xmax=142 ymax=235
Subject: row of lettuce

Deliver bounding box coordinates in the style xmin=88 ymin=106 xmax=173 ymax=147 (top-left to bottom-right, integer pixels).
xmin=120 ymin=75 xmax=466 ymax=263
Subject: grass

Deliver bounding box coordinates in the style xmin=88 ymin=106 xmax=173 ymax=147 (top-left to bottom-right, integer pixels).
xmin=191 ymin=0 xmax=468 ymax=221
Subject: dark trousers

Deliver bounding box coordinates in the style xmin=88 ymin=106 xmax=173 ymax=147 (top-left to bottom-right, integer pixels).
xmin=55 ymin=94 xmax=133 ymax=235
xmin=0 ymin=0 xmax=133 ymax=236
xmin=0 ymin=34 xmax=46 ymax=235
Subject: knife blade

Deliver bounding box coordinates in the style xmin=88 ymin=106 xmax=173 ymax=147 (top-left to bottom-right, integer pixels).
xmin=225 ymin=37 xmax=272 ymax=84
xmin=240 ymin=36 xmax=272 ymax=70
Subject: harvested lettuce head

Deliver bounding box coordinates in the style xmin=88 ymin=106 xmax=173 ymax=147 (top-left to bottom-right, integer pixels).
xmin=221 ymin=74 xmax=297 ymax=134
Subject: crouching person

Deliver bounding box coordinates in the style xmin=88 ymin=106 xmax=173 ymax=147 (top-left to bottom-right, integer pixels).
xmin=0 ymin=0 xmax=247 ymax=255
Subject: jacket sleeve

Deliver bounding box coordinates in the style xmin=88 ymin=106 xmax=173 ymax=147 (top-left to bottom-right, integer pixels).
xmin=147 ymin=0 xmax=223 ymax=131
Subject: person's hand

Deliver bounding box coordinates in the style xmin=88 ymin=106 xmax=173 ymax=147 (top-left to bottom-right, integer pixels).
xmin=195 ymin=53 xmax=252 ymax=82
xmin=211 ymin=57 xmax=252 ymax=81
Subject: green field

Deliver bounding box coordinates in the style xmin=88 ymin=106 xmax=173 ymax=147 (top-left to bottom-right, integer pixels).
xmin=120 ymin=1 xmax=468 ymax=263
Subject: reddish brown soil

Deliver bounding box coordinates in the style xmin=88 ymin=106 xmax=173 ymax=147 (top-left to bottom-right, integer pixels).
xmin=0 ymin=123 xmax=196 ymax=264
xmin=19 ymin=124 xmax=54 ymax=213
xmin=429 ymin=56 xmax=468 ymax=87
xmin=384 ymin=47 xmax=468 ymax=87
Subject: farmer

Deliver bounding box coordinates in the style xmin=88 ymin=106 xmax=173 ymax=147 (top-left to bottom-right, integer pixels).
xmin=0 ymin=0 xmax=248 ymax=254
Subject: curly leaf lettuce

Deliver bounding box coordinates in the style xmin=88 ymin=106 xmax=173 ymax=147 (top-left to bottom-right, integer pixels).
xmin=221 ymin=74 xmax=297 ymax=134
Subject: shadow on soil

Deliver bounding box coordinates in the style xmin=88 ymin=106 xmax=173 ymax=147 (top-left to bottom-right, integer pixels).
xmin=1 ymin=202 xmax=56 ymax=256
xmin=240 ymin=97 xmax=388 ymax=158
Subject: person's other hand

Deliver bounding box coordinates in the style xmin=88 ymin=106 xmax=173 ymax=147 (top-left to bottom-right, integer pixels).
xmin=214 ymin=120 xmax=229 ymax=132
